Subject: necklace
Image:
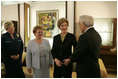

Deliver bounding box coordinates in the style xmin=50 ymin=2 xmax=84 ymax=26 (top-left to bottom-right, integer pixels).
xmin=60 ymin=32 xmax=67 ymax=37
xmin=60 ymin=32 xmax=67 ymax=42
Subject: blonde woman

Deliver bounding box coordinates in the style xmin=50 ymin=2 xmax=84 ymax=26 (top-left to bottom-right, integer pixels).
xmin=1 ymin=21 xmax=25 ymax=78
xmin=51 ymin=18 xmax=77 ymax=78
xmin=26 ymin=26 xmax=53 ymax=78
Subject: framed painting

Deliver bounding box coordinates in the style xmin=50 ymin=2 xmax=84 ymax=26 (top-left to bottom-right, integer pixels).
xmin=36 ymin=10 xmax=59 ymax=37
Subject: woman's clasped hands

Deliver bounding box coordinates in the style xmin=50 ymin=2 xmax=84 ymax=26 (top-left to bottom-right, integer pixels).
xmin=54 ymin=58 xmax=70 ymax=67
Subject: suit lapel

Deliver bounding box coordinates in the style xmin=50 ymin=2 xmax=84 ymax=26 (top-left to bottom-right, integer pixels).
xmin=59 ymin=34 xmax=63 ymax=43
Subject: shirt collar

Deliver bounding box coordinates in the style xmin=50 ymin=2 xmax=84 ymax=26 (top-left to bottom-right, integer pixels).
xmin=84 ymin=26 xmax=93 ymax=33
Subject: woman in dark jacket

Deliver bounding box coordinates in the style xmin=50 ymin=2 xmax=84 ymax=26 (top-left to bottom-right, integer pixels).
xmin=1 ymin=21 xmax=25 ymax=78
xmin=51 ymin=18 xmax=77 ymax=78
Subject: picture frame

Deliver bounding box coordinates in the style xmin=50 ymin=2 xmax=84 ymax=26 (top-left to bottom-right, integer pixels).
xmin=36 ymin=10 xmax=59 ymax=38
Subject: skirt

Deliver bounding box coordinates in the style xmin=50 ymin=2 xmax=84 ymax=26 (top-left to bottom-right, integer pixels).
xmin=33 ymin=56 xmax=49 ymax=78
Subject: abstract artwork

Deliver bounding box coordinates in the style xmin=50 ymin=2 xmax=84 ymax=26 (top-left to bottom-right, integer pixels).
xmin=36 ymin=10 xmax=59 ymax=37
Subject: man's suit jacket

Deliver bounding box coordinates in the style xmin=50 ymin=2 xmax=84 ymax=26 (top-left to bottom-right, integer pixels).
xmin=71 ymin=27 xmax=102 ymax=77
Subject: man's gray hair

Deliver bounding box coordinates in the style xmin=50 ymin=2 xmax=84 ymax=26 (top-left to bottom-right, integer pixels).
xmin=79 ymin=15 xmax=94 ymax=26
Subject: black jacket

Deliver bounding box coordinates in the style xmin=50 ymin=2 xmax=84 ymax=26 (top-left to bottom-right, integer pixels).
xmin=71 ymin=27 xmax=102 ymax=77
xmin=1 ymin=32 xmax=23 ymax=63
xmin=51 ymin=32 xmax=77 ymax=61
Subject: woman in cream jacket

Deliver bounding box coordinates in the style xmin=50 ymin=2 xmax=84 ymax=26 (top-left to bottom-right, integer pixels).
xmin=26 ymin=26 xmax=53 ymax=78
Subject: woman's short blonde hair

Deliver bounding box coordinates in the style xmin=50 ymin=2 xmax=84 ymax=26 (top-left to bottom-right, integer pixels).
xmin=57 ymin=18 xmax=69 ymax=28
xmin=33 ymin=25 xmax=42 ymax=34
xmin=4 ymin=21 xmax=14 ymax=30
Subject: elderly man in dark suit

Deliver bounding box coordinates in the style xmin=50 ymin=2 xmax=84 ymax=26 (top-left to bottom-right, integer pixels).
xmin=64 ymin=15 xmax=102 ymax=78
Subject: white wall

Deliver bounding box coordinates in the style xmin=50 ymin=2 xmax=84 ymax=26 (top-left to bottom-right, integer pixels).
xmin=75 ymin=1 xmax=117 ymax=36
xmin=67 ymin=1 xmax=74 ymax=34
xmin=77 ymin=1 xmax=117 ymax=19
xmin=1 ymin=4 xmax=18 ymax=21
xmin=20 ymin=3 xmax=25 ymax=43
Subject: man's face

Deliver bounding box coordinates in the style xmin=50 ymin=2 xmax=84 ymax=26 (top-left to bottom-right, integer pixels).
xmin=79 ymin=21 xmax=85 ymax=33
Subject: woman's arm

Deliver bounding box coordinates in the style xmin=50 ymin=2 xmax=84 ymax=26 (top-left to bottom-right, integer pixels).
xmin=1 ymin=35 xmax=8 ymax=62
xmin=51 ymin=37 xmax=57 ymax=59
xmin=1 ymin=35 xmax=5 ymax=62
xmin=51 ymin=37 xmax=63 ymax=67
xmin=17 ymin=34 xmax=23 ymax=60
xmin=72 ymin=34 xmax=77 ymax=50
xmin=26 ymin=42 xmax=32 ymax=69
xmin=47 ymin=40 xmax=53 ymax=65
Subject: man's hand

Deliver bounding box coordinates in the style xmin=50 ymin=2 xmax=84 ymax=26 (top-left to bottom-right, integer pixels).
xmin=10 ymin=54 xmax=20 ymax=60
xmin=10 ymin=55 xmax=15 ymax=59
xmin=63 ymin=58 xmax=70 ymax=66
xmin=27 ymin=68 xmax=32 ymax=73
xmin=54 ymin=58 xmax=63 ymax=67
xmin=10 ymin=55 xmax=16 ymax=60
xmin=16 ymin=54 xmax=20 ymax=59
